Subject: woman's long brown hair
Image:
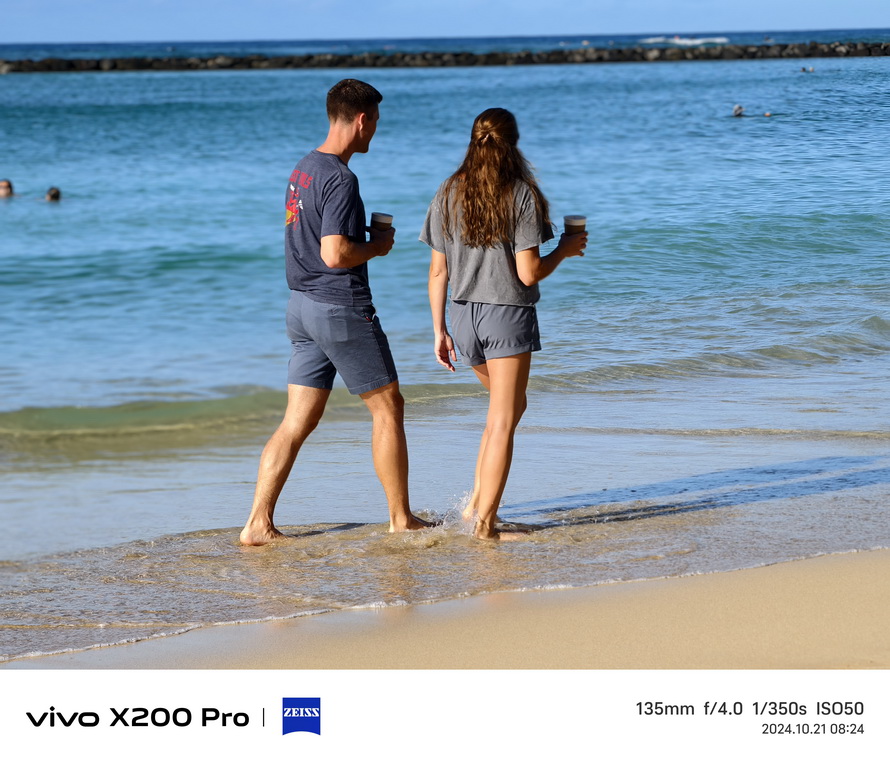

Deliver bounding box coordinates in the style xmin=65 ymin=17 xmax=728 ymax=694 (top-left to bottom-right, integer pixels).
xmin=442 ymin=108 xmax=550 ymax=249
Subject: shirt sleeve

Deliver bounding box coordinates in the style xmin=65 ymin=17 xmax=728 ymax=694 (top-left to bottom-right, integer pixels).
xmin=320 ymin=170 xmax=363 ymax=241
xmin=418 ymin=193 xmax=447 ymax=252
xmin=513 ymin=184 xmax=554 ymax=253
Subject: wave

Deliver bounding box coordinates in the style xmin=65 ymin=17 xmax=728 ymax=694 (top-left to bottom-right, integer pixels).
xmin=0 ymin=383 xmax=483 ymax=447
xmin=3 ymin=510 xmax=887 ymax=663
xmin=0 ymin=608 xmax=337 ymax=664
xmin=639 ymin=35 xmax=730 ymax=46
xmin=2 ymin=319 xmax=889 ymax=445
xmin=533 ymin=349 xmax=889 ymax=392
xmin=0 ymin=390 xmax=290 ymax=440
xmin=522 ymin=425 xmax=890 ymax=441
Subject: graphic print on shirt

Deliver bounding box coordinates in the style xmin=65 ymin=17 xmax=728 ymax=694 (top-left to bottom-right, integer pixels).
xmin=286 ymin=169 xmax=313 ymax=227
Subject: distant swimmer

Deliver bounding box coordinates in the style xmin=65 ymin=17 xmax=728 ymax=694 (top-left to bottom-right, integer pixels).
xmin=45 ymin=187 xmax=61 ymax=201
xmin=732 ymin=104 xmax=771 ymax=118
xmin=0 ymin=179 xmax=13 ymax=197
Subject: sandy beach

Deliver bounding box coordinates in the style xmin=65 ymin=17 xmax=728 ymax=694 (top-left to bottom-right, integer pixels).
xmin=7 ymin=548 xmax=888 ymax=670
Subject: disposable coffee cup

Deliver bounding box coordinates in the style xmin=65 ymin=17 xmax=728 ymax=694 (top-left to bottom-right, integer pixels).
xmin=563 ymin=215 xmax=587 ymax=235
xmin=370 ymin=212 xmax=393 ymax=231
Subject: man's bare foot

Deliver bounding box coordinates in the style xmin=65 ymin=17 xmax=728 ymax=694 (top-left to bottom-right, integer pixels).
xmin=239 ymin=522 xmax=285 ymax=546
xmin=389 ymin=513 xmax=438 ymax=532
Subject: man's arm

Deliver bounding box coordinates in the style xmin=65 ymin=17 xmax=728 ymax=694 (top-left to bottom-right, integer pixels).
xmin=320 ymin=226 xmax=395 ymax=269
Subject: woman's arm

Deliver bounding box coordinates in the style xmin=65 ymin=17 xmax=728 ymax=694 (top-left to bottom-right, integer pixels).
xmin=515 ymin=230 xmax=588 ymax=287
xmin=428 ymin=249 xmax=456 ymax=371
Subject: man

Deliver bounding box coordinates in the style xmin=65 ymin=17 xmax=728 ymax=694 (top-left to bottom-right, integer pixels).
xmin=0 ymin=179 xmax=13 ymax=197
xmin=240 ymin=79 xmax=429 ymax=545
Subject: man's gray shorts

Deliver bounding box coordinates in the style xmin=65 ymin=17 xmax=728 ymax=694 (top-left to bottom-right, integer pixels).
xmin=450 ymin=300 xmax=541 ymax=368
xmin=286 ymin=290 xmax=398 ymax=395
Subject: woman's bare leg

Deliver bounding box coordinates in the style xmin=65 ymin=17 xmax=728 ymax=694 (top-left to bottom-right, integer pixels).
xmin=471 ymin=353 xmax=531 ymax=541
xmin=462 ymin=363 xmax=491 ymax=521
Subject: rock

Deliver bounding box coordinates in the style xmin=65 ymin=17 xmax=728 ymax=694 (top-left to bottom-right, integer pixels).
xmin=1 ymin=40 xmax=887 ymax=75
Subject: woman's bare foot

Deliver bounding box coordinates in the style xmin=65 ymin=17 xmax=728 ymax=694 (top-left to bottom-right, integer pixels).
xmin=473 ymin=519 xmax=530 ymax=542
xmin=462 ymin=502 xmax=506 ymax=525
xmin=239 ymin=522 xmax=285 ymax=546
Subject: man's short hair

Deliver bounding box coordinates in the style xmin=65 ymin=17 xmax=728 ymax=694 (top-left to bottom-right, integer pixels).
xmin=326 ymin=79 xmax=382 ymax=124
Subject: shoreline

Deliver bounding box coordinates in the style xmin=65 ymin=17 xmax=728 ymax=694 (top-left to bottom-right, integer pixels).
xmin=6 ymin=548 xmax=889 ymax=670
xmin=2 ymin=41 xmax=889 ymax=74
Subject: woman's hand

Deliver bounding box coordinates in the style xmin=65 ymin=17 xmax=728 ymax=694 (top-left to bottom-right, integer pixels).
xmin=558 ymin=230 xmax=588 ymax=257
xmin=435 ymin=332 xmax=457 ymax=372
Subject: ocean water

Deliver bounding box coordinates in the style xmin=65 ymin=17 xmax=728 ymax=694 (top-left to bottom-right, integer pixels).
xmin=1 ymin=34 xmax=889 ymax=663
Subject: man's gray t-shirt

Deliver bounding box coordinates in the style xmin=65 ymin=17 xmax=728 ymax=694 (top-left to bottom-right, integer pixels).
xmin=285 ymin=150 xmax=370 ymax=306
xmin=419 ymin=181 xmax=553 ymax=306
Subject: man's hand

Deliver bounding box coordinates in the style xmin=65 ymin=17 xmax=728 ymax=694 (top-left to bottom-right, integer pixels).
xmin=368 ymin=225 xmax=395 ymax=257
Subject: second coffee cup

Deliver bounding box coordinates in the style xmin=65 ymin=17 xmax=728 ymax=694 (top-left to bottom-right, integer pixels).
xmin=370 ymin=212 xmax=394 ymax=231
xmin=563 ymin=215 xmax=587 ymax=235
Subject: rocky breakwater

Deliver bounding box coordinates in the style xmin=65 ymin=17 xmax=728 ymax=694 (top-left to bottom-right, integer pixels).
xmin=2 ymin=41 xmax=889 ymax=74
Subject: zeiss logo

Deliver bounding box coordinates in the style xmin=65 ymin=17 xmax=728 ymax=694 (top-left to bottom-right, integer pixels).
xmin=282 ymin=698 xmax=321 ymax=736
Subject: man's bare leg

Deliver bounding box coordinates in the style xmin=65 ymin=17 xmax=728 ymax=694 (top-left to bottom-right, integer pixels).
xmin=240 ymin=385 xmax=331 ymax=545
xmin=472 ymin=354 xmax=531 ymax=541
xmin=360 ymin=381 xmax=431 ymax=531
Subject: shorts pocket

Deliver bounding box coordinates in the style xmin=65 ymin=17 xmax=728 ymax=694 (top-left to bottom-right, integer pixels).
xmin=353 ymin=304 xmax=377 ymax=324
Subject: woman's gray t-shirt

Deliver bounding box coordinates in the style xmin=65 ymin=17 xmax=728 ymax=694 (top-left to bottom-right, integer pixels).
xmin=419 ymin=181 xmax=554 ymax=306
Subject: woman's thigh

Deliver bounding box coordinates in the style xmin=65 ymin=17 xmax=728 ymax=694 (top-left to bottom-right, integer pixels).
xmin=477 ymin=353 xmax=531 ymax=423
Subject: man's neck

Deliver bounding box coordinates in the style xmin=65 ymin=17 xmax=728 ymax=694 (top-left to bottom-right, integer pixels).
xmin=317 ymin=123 xmax=355 ymax=165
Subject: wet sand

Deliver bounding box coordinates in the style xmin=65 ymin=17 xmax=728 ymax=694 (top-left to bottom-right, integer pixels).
xmin=7 ymin=548 xmax=889 ymax=670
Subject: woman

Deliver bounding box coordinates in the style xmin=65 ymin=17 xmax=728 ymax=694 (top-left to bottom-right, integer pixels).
xmin=421 ymin=108 xmax=587 ymax=541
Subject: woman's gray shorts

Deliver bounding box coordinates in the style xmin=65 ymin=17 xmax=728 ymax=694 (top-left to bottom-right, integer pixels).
xmin=449 ymin=300 xmax=541 ymax=367
xmin=286 ymin=290 xmax=398 ymax=395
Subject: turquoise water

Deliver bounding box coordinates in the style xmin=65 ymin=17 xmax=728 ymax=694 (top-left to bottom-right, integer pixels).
xmin=2 ymin=43 xmax=889 ymax=662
